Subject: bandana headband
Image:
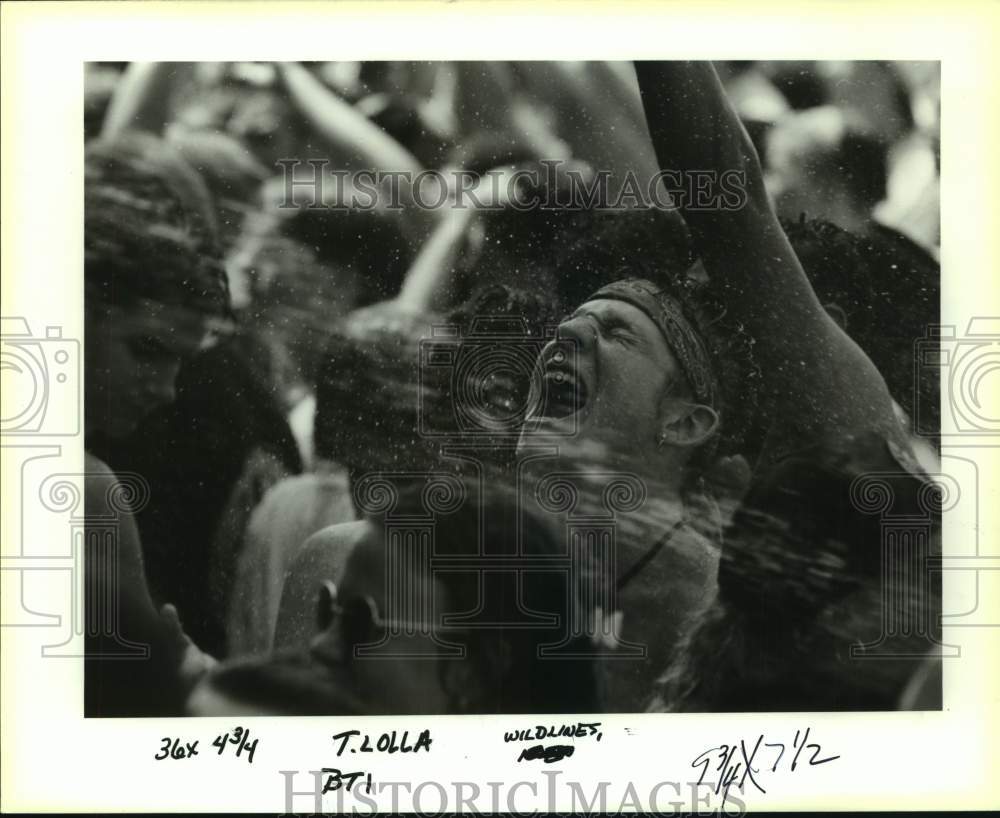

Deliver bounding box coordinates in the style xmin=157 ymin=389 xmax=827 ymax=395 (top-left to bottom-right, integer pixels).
xmin=587 ymin=278 xmax=718 ymax=408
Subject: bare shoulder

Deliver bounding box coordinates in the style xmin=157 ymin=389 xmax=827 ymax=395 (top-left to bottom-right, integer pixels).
xmin=83 ymin=451 xmax=127 ymax=514
xmin=295 ymin=519 xmax=370 ymax=575
xmin=272 ymin=520 xmax=371 ymax=651
xmin=84 ymin=450 xmax=115 ymax=478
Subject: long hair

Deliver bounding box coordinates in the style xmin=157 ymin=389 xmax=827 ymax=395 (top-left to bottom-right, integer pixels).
xmin=85 ymin=131 xmax=229 ymax=317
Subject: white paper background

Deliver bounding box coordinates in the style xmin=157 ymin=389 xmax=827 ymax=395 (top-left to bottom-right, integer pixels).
xmin=2 ymin=1 xmax=998 ymax=812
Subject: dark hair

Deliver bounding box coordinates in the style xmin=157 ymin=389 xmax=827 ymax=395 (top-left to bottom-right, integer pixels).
xmin=558 ymin=219 xmax=761 ymax=463
xmin=553 ymin=208 xmax=693 ymax=308
xmin=467 ymin=198 xmax=693 ymax=317
xmin=783 ymin=216 xmax=940 ymax=440
xmin=85 ymin=132 xmax=229 ymax=317
xmin=237 ymin=232 xmax=352 ymax=385
xmin=454 ymin=205 xmax=561 ymax=311
xmin=540 ymin=211 xmax=763 ymax=524
xmin=275 ymin=207 xmax=411 ymax=307
xmin=314 ymin=287 xmax=560 ymax=483
xmin=166 ymin=128 xmax=270 ymax=250
xmin=836 ymin=131 xmax=889 ymax=210
xmin=446 ymin=283 xmax=561 ymax=331
xmin=313 ymin=304 xmax=440 ymax=477
xmin=654 ymin=431 xmax=941 ymax=711
xmin=367 ymin=481 xmax=602 ymax=714
xmin=166 ymin=128 xmax=270 ymax=206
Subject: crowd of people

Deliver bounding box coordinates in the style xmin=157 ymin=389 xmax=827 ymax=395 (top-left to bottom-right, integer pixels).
xmin=82 ymin=60 xmax=943 ymax=717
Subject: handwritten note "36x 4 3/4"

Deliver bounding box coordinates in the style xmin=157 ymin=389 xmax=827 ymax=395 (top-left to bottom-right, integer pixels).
xmin=153 ymin=726 xmax=258 ymax=764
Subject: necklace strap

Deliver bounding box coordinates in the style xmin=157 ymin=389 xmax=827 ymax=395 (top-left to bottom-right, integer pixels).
xmin=615 ymin=518 xmax=686 ymax=593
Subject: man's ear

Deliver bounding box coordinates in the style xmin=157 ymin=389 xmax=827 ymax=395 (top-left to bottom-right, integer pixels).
xmin=658 ymin=400 xmax=719 ymax=449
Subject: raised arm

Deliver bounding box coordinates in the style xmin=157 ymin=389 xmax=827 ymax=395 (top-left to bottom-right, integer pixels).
xmin=396 ymin=205 xmax=476 ymax=312
xmin=633 ymin=61 xmax=902 ymax=455
xmin=634 ymin=62 xmax=832 ymax=339
xmin=510 ymin=61 xmax=662 ymax=193
xmin=276 ymin=62 xmax=437 ymax=249
xmin=101 ymin=62 xmax=191 ymax=138
xmin=277 ymin=62 xmax=424 ymax=176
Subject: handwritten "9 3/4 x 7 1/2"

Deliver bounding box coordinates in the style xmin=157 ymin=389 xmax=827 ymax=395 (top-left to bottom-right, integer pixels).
xmin=692 ymin=727 xmax=840 ymax=805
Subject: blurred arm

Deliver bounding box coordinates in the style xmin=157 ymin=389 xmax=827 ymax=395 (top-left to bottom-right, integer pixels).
xmin=84 ymin=454 xmax=190 ymax=715
xmin=397 ymin=205 xmax=475 ymax=312
xmin=278 ymin=62 xmax=423 ymax=175
xmin=101 ymin=62 xmax=188 ymax=138
xmin=277 ymin=62 xmax=438 ymax=252
xmin=511 ymin=61 xmax=662 ymax=186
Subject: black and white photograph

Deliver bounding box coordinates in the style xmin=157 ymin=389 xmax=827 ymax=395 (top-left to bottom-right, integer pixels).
xmin=3 ymin=2 xmax=998 ymax=814
xmin=81 ymin=58 xmax=943 ymax=717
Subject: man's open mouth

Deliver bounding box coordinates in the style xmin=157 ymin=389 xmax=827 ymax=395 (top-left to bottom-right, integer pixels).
xmin=534 ymin=359 xmax=589 ymax=420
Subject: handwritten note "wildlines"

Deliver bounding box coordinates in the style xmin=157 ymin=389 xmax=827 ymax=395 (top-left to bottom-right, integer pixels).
xmin=504 ymin=722 xmax=603 ymax=764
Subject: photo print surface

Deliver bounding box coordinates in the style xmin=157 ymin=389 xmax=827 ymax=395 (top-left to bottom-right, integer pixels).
xmin=80 ymin=59 xmax=943 ymax=717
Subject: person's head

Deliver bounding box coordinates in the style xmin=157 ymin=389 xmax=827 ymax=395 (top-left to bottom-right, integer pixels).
xmin=456 ymin=175 xmax=691 ymax=316
xmin=529 ymin=280 xmax=720 ymax=477
xmin=548 ymin=208 xmax=693 ymax=312
xmin=333 ymin=484 xmax=600 ymax=713
xmin=228 ymin=223 xmax=351 ymax=392
xmin=165 ymin=127 xmax=270 ymax=253
xmin=519 ymin=271 xmax=758 ymax=500
xmin=84 ymin=132 xmax=230 ymax=439
xmin=185 ymin=482 xmax=602 ymax=715
xmin=313 ymin=302 xmax=441 ymax=491
xmin=191 ymin=482 xmax=601 ymax=715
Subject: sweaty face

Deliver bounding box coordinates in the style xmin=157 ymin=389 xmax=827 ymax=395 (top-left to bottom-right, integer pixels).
xmin=520 ymin=298 xmax=682 ymax=468
xmin=85 ymin=300 xmax=208 ymax=438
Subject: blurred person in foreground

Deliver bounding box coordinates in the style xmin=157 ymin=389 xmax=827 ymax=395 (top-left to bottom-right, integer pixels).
xmin=190 ymin=484 xmax=601 ymax=715
xmin=227 ymin=302 xmax=439 ymax=657
xmin=84 ymin=132 xmax=228 ymax=716
xmin=103 ymin=136 xmax=307 ymax=661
